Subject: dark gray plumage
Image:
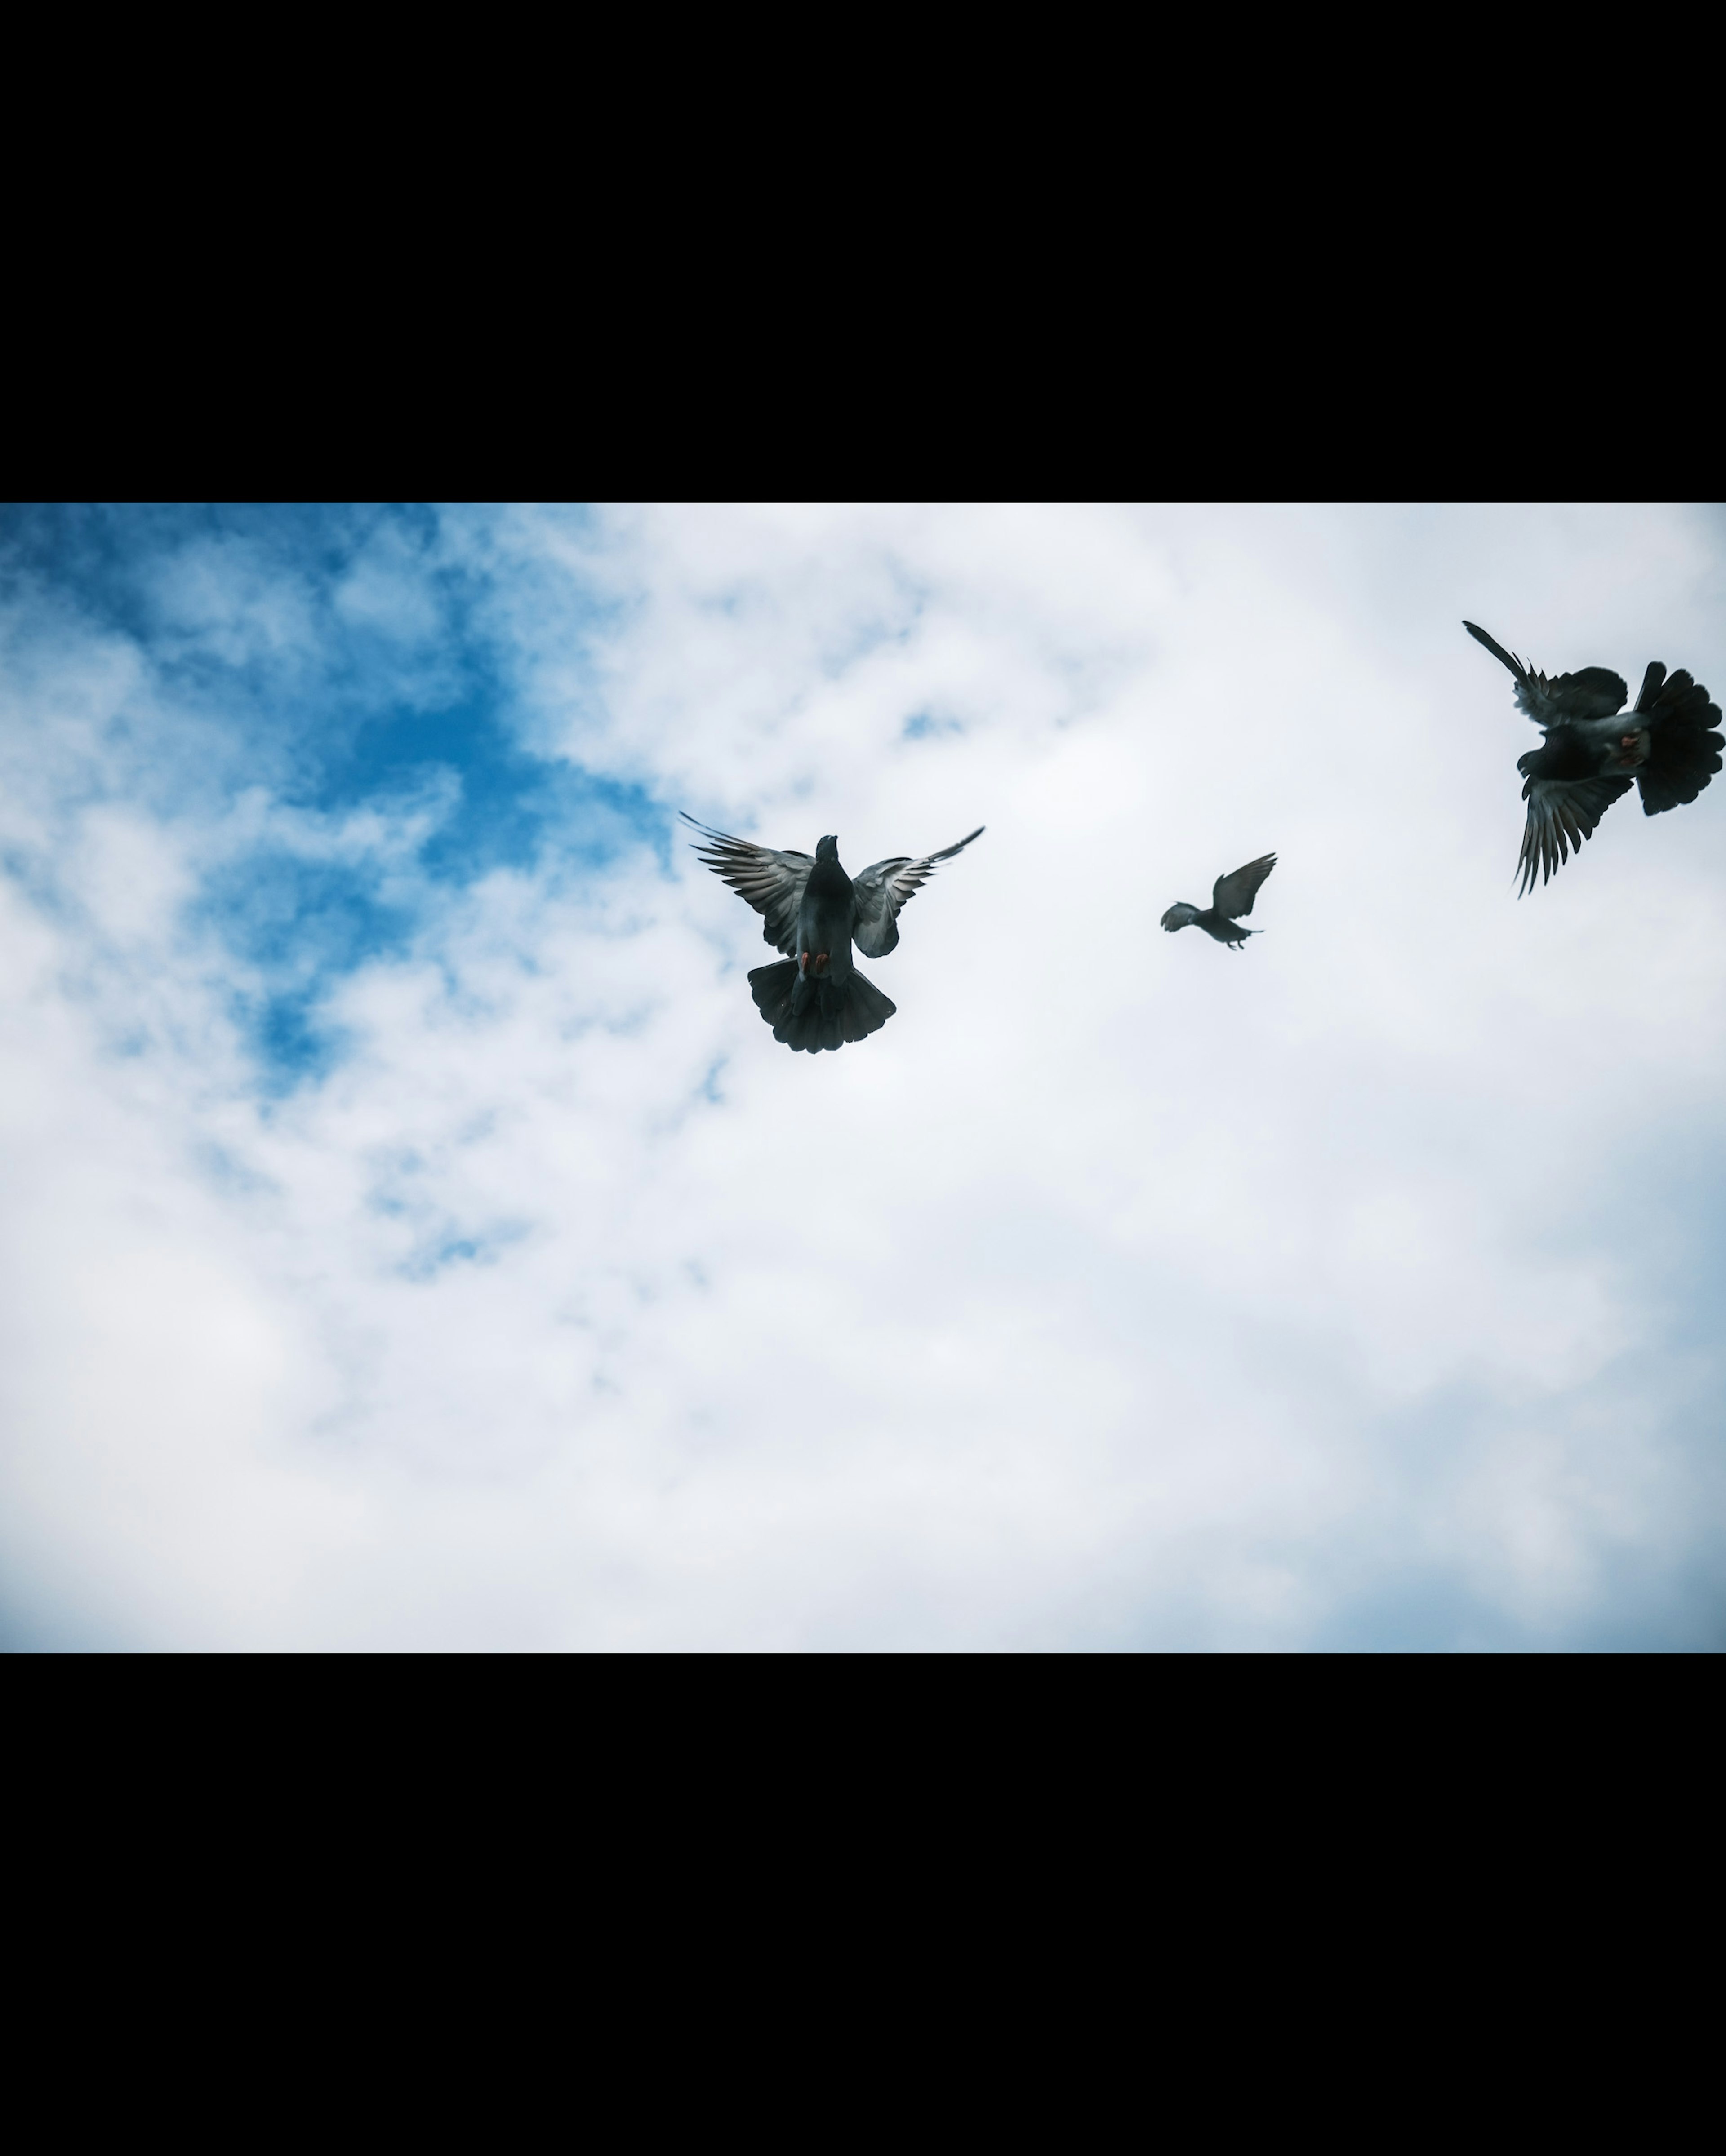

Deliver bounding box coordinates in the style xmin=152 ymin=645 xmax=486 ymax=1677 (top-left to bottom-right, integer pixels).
xmin=1464 ymin=621 xmax=1724 ymax=893
xmin=682 ymin=813 xmax=984 ymax=1053
xmin=1161 ymin=854 xmax=1277 ymax=950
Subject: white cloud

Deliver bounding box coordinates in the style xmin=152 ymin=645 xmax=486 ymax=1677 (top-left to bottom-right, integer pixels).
xmin=2 ymin=505 xmax=1722 ymax=1648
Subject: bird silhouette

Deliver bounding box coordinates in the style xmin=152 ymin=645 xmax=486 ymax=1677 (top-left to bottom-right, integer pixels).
xmin=1464 ymin=621 xmax=1723 ymax=893
xmin=683 ymin=813 xmax=984 ymax=1052
xmin=1161 ymin=855 xmax=1277 ymax=950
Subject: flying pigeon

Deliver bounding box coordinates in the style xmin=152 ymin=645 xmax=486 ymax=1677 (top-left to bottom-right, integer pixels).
xmin=1464 ymin=621 xmax=1723 ymax=893
xmin=683 ymin=812 xmax=985 ymax=1052
xmin=1161 ymin=854 xmax=1277 ymax=950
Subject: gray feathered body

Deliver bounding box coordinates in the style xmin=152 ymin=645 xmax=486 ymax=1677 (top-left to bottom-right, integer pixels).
xmin=751 ymin=845 xmax=891 ymax=1053
xmin=1464 ymin=621 xmax=1723 ymax=892
xmin=683 ymin=816 xmax=983 ymax=1053
xmin=1162 ymin=854 xmax=1277 ymax=950
xmin=796 ymin=852 xmax=856 ymax=988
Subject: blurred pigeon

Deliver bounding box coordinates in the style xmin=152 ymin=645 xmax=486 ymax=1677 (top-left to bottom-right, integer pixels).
xmin=1161 ymin=854 xmax=1277 ymax=950
xmin=683 ymin=812 xmax=985 ymax=1053
xmin=1464 ymin=621 xmax=1723 ymax=893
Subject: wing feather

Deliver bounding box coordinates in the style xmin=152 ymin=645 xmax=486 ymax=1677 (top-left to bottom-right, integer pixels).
xmin=1516 ymin=777 xmax=1631 ymax=894
xmin=1541 ymin=667 xmax=1628 ymax=721
xmin=1465 ymin=621 xmax=1626 ymax=724
xmin=1211 ymin=853 xmax=1277 ymax=919
xmin=681 ymin=812 xmax=814 ymax=955
xmin=850 ymin=826 xmax=984 ymax=959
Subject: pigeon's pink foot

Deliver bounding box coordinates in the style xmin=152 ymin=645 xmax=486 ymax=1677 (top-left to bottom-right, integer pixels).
xmin=811 ymin=952 xmax=830 ymax=975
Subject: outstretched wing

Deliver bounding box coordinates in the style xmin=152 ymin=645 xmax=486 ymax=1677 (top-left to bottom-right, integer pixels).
xmin=1465 ymin=621 xmax=1626 ymax=725
xmin=1517 ymin=776 xmax=1631 ymax=894
xmin=1634 ymin=664 xmax=1724 ymax=816
xmin=851 ymin=826 xmax=985 ymax=959
xmin=1212 ymin=853 xmax=1277 ymax=919
xmin=681 ymin=813 xmax=814 ymax=954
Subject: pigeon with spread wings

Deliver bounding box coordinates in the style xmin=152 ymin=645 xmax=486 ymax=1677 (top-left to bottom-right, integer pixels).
xmin=683 ymin=813 xmax=985 ymax=1053
xmin=1464 ymin=621 xmax=1723 ymax=893
xmin=1161 ymin=854 xmax=1277 ymax=950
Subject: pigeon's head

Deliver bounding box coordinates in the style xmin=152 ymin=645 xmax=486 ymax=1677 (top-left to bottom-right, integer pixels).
xmin=1161 ymin=903 xmax=1199 ymax=932
xmin=815 ymin=834 xmax=840 ymax=861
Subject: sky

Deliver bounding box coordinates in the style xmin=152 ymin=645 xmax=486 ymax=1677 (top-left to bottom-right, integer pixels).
xmin=1 ymin=501 xmax=1722 ymax=1651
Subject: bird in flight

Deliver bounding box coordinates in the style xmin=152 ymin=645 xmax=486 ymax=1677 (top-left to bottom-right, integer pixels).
xmin=1161 ymin=854 xmax=1277 ymax=950
xmin=683 ymin=813 xmax=985 ymax=1053
xmin=1464 ymin=621 xmax=1723 ymax=893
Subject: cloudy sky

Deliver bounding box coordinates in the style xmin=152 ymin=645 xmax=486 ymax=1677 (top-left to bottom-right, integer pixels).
xmin=2 ymin=502 xmax=1722 ymax=1650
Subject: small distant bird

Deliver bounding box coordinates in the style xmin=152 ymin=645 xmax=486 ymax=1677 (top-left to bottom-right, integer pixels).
xmin=1161 ymin=854 xmax=1277 ymax=950
xmin=1464 ymin=621 xmax=1723 ymax=893
xmin=683 ymin=813 xmax=984 ymax=1052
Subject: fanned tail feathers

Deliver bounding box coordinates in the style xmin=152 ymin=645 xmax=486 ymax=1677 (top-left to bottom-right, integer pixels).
xmin=1636 ymin=668 xmax=1724 ymax=815
xmin=747 ymin=961 xmax=897 ymax=1053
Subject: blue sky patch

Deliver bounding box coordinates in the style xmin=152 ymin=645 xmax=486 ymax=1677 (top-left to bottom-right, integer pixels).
xmin=902 ymin=711 xmax=964 ymax=741
xmin=1 ymin=502 xmax=665 ymax=1087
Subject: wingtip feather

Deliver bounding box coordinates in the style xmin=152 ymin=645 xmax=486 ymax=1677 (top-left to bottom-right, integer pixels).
xmin=1465 ymin=621 xmax=1527 ymax=679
